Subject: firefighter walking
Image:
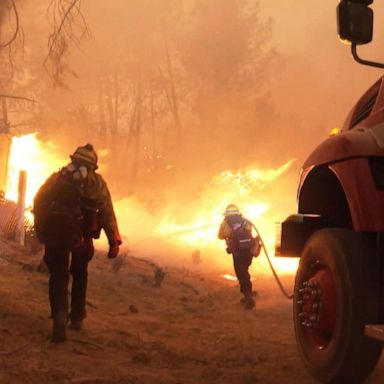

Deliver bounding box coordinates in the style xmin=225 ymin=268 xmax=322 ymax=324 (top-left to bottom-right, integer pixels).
xmin=218 ymin=204 xmax=260 ymax=310
xmin=33 ymin=144 xmax=122 ymax=342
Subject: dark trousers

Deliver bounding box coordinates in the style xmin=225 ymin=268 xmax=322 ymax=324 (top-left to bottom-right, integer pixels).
xmin=232 ymin=250 xmax=253 ymax=295
xmin=44 ymin=238 xmax=94 ymax=321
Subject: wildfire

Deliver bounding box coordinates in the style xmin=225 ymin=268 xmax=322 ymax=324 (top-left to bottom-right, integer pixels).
xmin=157 ymin=161 xmax=299 ymax=275
xmin=5 ymin=133 xmax=66 ymax=207
xmin=4 ymin=134 xmax=299 ymax=276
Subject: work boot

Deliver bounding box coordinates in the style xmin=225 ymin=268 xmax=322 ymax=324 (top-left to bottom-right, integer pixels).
xmin=244 ymin=293 xmax=255 ymax=310
xmin=69 ymin=319 xmax=83 ymax=331
xmin=51 ymin=312 xmax=67 ymax=343
xmin=240 ymin=291 xmax=257 ymax=304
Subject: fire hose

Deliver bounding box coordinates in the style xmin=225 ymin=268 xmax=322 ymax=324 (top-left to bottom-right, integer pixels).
xmin=165 ymin=221 xmax=294 ymax=300
xmin=251 ymin=223 xmax=293 ymax=300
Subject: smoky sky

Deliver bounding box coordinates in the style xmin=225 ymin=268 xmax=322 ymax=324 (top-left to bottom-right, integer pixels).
xmin=260 ymin=0 xmax=384 ymax=162
xmin=8 ymin=0 xmax=384 ymax=189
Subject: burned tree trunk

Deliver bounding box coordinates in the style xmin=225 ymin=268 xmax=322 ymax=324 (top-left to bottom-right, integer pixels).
xmin=131 ymin=76 xmax=143 ymax=186
xmin=98 ymin=82 xmax=107 ymax=142
xmin=105 ymin=73 xmax=120 ymax=160
xmin=123 ymin=77 xmax=143 ymax=193
xmin=163 ymin=33 xmax=181 ymax=135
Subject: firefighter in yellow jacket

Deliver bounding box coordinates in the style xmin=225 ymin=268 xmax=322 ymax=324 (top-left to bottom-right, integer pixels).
xmin=218 ymin=204 xmax=260 ymax=310
xmin=33 ymin=144 xmax=122 ymax=342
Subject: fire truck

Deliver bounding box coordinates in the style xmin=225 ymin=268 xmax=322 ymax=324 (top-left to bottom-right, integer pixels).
xmin=276 ymin=1 xmax=384 ymax=383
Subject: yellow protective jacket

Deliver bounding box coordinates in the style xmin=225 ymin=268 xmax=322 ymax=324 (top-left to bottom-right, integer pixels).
xmin=218 ymin=216 xmax=253 ymax=240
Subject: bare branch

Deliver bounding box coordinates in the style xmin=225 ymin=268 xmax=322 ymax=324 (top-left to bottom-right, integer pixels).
xmin=0 ymin=94 xmax=36 ymax=103
xmin=50 ymin=0 xmax=80 ymax=50
xmin=0 ymin=0 xmax=19 ymax=50
xmin=44 ymin=0 xmax=90 ymax=87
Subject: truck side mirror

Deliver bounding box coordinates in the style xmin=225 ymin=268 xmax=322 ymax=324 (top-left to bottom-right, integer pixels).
xmin=337 ymin=0 xmax=373 ymax=45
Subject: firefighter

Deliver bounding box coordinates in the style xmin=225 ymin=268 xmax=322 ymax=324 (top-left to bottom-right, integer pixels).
xmin=33 ymin=144 xmax=122 ymax=343
xmin=218 ymin=204 xmax=259 ymax=310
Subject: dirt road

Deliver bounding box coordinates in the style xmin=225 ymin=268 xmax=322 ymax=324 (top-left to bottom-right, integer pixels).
xmin=0 ymin=239 xmax=383 ymax=384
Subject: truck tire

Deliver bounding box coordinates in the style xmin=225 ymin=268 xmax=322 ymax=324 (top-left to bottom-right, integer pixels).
xmin=293 ymin=228 xmax=382 ymax=384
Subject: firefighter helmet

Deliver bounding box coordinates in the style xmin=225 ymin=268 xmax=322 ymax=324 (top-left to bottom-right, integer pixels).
xmin=70 ymin=144 xmax=98 ymax=170
xmin=224 ymin=204 xmax=240 ymax=216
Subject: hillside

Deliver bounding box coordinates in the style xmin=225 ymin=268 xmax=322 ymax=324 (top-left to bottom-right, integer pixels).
xmin=0 ymin=236 xmax=383 ymax=384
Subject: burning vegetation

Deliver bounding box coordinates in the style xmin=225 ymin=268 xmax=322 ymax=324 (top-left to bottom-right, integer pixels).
xmin=0 ymin=0 xmax=302 ymax=276
xmin=2 ymin=133 xmax=298 ymax=274
xmin=2 ymin=1 xmax=384 ymax=383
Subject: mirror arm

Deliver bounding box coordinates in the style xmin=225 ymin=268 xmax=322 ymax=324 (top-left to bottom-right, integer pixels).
xmin=351 ymin=42 xmax=384 ymax=68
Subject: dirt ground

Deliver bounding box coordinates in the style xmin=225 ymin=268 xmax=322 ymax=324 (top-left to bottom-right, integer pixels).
xmin=0 ymin=237 xmax=383 ymax=384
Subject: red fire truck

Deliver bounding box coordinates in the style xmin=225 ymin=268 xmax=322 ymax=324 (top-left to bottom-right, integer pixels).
xmin=276 ymin=1 xmax=384 ymax=383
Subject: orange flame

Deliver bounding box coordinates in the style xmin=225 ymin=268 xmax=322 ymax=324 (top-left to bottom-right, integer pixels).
xmin=153 ymin=161 xmax=299 ymax=275
xmin=5 ymin=134 xmax=299 ymax=276
xmin=329 ymin=127 xmax=341 ymax=136
xmin=5 ymin=133 xmax=66 ymax=207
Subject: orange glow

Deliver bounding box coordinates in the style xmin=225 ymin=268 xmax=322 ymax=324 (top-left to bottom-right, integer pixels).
xmin=5 ymin=133 xmax=66 ymax=208
xmin=4 ymin=134 xmax=298 ymax=276
xmin=329 ymin=127 xmax=341 ymax=136
xmin=338 ymin=37 xmax=352 ymax=45
xmin=155 ymin=160 xmax=299 ymax=275
xmin=222 ymin=274 xmax=238 ymax=281
xmin=113 ymin=161 xmax=299 ymax=275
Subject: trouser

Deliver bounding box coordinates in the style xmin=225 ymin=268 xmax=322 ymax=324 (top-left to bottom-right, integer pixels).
xmin=232 ymin=250 xmax=253 ymax=295
xmin=43 ymin=238 xmax=94 ymax=321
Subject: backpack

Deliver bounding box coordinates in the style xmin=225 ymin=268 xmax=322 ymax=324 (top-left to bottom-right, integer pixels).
xmin=230 ymin=219 xmax=255 ymax=251
xmin=250 ymin=237 xmax=262 ymax=258
xmin=33 ymin=171 xmax=84 ymax=246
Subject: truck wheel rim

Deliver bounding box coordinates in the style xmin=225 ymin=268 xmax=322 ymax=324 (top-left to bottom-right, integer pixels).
xmin=297 ymin=261 xmax=337 ymax=350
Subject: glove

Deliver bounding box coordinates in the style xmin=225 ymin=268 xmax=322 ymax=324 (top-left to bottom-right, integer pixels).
xmin=108 ymin=242 xmax=120 ymax=259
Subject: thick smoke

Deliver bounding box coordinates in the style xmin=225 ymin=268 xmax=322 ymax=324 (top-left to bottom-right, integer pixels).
xmin=5 ymin=0 xmax=384 ymax=274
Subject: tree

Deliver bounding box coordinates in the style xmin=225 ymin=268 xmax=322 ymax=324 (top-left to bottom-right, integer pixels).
xmin=0 ymin=0 xmax=278 ymax=195
xmin=44 ymin=0 xmax=89 ymax=87
xmin=180 ymin=0 xmax=277 ymax=168
xmin=0 ymin=0 xmax=87 ymax=134
xmin=0 ymin=0 xmax=22 ymax=133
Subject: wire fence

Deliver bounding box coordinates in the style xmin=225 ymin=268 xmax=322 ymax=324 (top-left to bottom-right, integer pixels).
xmin=0 ymin=198 xmax=41 ymax=253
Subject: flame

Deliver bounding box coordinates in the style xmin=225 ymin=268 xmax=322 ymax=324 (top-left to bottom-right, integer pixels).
xmin=155 ymin=160 xmax=299 ymax=275
xmin=222 ymin=274 xmax=238 ymax=281
xmin=5 ymin=133 xmax=66 ymax=208
xmin=329 ymin=127 xmax=341 ymax=136
xmin=4 ymin=134 xmax=299 ymax=277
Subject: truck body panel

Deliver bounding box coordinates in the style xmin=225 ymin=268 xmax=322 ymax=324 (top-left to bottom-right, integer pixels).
xmin=277 ymin=76 xmax=384 ymax=257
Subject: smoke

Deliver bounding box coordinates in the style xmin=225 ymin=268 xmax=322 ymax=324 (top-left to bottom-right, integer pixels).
xmin=9 ymin=0 xmax=384 ymax=274
xmin=109 ymin=159 xmax=299 ymax=275
xmin=0 ymin=0 xmax=12 ymax=25
xmin=259 ymin=0 xmax=384 ymax=161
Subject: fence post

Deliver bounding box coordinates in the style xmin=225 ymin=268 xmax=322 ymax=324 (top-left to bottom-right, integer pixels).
xmin=15 ymin=170 xmax=26 ymax=246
